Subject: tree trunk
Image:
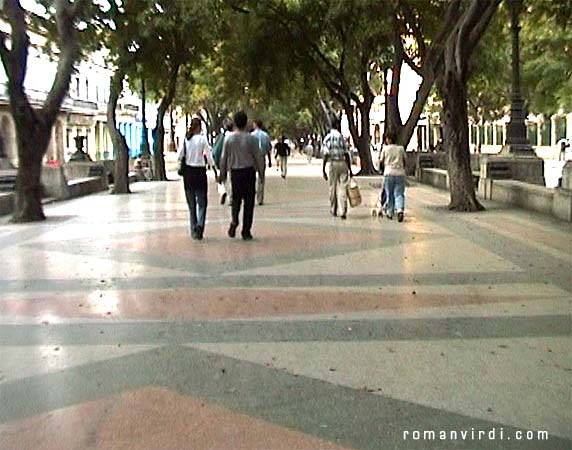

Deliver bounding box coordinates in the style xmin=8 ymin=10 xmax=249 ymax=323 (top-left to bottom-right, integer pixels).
xmin=153 ymin=64 xmax=180 ymax=181
xmin=169 ymin=106 xmax=176 ymax=153
xmin=387 ymin=46 xmax=404 ymax=141
xmin=435 ymin=0 xmax=500 ymax=211
xmin=152 ymin=110 xmax=167 ymax=181
xmin=343 ymin=102 xmax=375 ymax=175
xmin=11 ymin=100 xmax=49 ymax=222
xmin=107 ymin=67 xmax=131 ymax=194
xmin=356 ymin=100 xmax=375 ymax=174
xmin=441 ymin=72 xmax=484 ymax=211
xmin=141 ymin=78 xmax=150 ymax=159
xmin=399 ymin=77 xmax=434 ymax=148
xmin=383 ymin=68 xmax=390 ymax=142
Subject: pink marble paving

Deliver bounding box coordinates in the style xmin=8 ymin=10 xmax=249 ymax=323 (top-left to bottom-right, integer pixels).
xmin=0 ymin=387 xmax=351 ymax=450
xmin=110 ymin=224 xmax=376 ymax=263
xmin=0 ymin=289 xmax=553 ymax=321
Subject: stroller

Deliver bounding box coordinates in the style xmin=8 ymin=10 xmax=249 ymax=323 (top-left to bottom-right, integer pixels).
xmin=371 ymin=179 xmax=387 ymax=217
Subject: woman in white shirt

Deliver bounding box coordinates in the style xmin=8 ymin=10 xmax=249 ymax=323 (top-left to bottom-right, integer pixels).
xmin=379 ymin=135 xmax=407 ymax=222
xmin=177 ymin=118 xmax=216 ymax=240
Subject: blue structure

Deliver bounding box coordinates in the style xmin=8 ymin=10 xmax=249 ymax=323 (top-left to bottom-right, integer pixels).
xmin=118 ymin=121 xmax=154 ymax=158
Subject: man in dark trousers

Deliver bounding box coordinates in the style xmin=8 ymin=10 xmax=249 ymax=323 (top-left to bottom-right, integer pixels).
xmin=274 ymin=135 xmax=291 ymax=178
xmin=219 ymin=111 xmax=264 ymax=240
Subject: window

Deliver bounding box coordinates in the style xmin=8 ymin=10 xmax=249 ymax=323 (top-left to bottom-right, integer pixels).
xmin=540 ymin=121 xmax=551 ymax=146
xmin=495 ymin=125 xmax=504 ymax=145
xmin=555 ymin=117 xmax=567 ymax=141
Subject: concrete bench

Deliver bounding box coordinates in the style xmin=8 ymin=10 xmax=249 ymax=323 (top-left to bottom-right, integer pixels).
xmin=489 ymin=179 xmax=572 ymax=222
xmin=67 ymin=176 xmax=107 ymax=199
xmin=419 ymin=167 xmax=449 ymax=190
xmin=479 ymin=158 xmax=513 ymax=199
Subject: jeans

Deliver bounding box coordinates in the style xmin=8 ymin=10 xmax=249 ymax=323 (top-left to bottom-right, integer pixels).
xmin=383 ymin=175 xmax=405 ymax=216
xmin=183 ymin=166 xmax=208 ymax=237
xmin=185 ymin=186 xmax=207 ymax=236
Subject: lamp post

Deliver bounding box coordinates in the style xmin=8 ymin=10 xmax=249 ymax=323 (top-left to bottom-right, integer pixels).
xmin=504 ymin=0 xmax=533 ymax=154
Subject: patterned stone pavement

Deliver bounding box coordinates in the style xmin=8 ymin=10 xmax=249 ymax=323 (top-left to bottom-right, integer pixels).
xmin=0 ymin=158 xmax=571 ymax=450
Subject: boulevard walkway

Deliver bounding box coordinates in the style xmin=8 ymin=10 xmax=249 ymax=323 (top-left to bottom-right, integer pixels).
xmin=0 ymin=158 xmax=570 ymax=450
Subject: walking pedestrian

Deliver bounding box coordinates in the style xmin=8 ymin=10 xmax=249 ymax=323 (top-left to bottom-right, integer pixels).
xmin=251 ymin=119 xmax=272 ymax=205
xmin=212 ymin=118 xmax=234 ymax=205
xmin=380 ymin=134 xmax=407 ymax=222
xmin=274 ymin=136 xmax=291 ymax=179
xmin=304 ymin=140 xmax=314 ymax=163
xmin=322 ymin=119 xmax=353 ymax=220
xmin=177 ymin=117 xmax=217 ymax=240
xmin=219 ymin=110 xmax=265 ymax=241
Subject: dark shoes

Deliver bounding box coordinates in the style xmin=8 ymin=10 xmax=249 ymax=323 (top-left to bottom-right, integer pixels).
xmin=220 ymin=193 xmax=227 ymax=205
xmin=397 ymin=212 xmax=404 ymax=222
xmin=228 ymin=223 xmax=237 ymax=238
xmin=192 ymin=226 xmax=204 ymax=240
xmin=340 ymin=214 xmax=347 ymax=220
xmin=242 ymin=232 xmax=253 ymax=241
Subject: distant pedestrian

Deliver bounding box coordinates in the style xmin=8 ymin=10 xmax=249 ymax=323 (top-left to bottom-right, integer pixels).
xmin=251 ymin=119 xmax=272 ymax=205
xmin=177 ymin=117 xmax=217 ymax=240
xmin=380 ymin=134 xmax=407 ymax=222
xmin=274 ymin=136 xmax=291 ymax=178
xmin=219 ymin=110 xmax=265 ymax=241
xmin=322 ymin=119 xmax=352 ymax=220
xmin=212 ymin=118 xmax=234 ymax=205
xmin=304 ymin=141 xmax=314 ymax=163
xmin=559 ymin=138 xmax=570 ymax=161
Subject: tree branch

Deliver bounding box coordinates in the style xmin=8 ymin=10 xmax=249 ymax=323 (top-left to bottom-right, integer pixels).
xmin=468 ymin=0 xmax=502 ymax=50
xmin=2 ymin=0 xmax=29 ymax=92
xmin=0 ymin=31 xmax=10 ymax=69
xmin=455 ymin=0 xmax=485 ymax=75
xmin=43 ymin=0 xmax=88 ymax=121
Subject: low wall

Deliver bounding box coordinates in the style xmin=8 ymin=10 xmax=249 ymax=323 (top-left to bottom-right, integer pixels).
xmin=42 ymin=164 xmax=109 ymax=200
xmin=420 ymin=168 xmax=449 ymax=190
xmin=41 ymin=166 xmax=69 ymax=199
xmin=418 ymin=167 xmax=572 ymax=222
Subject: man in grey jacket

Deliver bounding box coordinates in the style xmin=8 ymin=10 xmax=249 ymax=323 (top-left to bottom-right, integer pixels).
xmin=219 ymin=111 xmax=264 ymax=240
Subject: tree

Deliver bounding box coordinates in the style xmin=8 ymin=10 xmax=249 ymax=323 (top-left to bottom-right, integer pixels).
xmin=100 ymin=1 xmax=144 ymax=194
xmin=226 ymin=0 xmax=394 ymax=174
xmin=0 ymin=0 xmax=87 ymax=222
xmin=138 ymin=0 xmax=216 ymax=181
xmin=436 ymin=0 xmax=501 ymax=212
xmin=521 ymin=0 xmax=572 ymax=114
